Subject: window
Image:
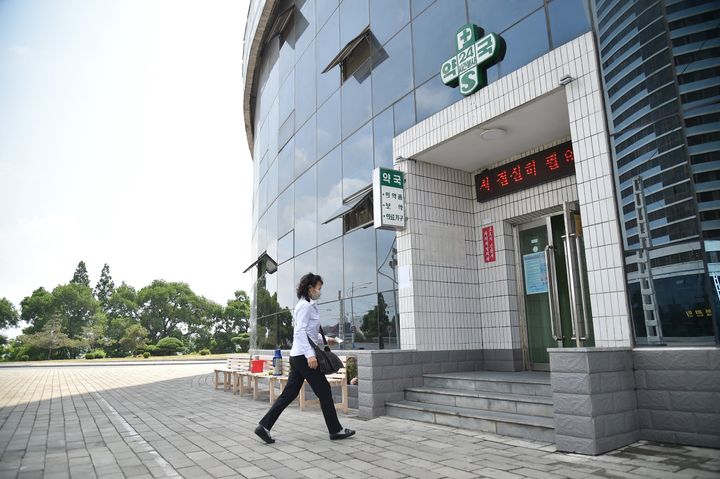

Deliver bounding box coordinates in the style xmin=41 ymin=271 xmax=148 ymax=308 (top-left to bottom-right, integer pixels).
xmin=317 ymin=147 xmax=343 ymax=245
xmin=294 ymin=165 xmax=318 ymax=254
xmin=371 ymin=24 xmax=414 ymax=114
xmin=370 ymin=0 xmax=410 ymax=46
xmin=342 ymin=121 xmax=374 ymax=196
xmin=343 ymin=191 xmax=374 ymax=233
xmin=322 ymin=26 xmax=374 ymax=82
xmin=316 ymin=89 xmax=341 ymax=159
xmin=412 ymin=0 xmax=466 ymax=85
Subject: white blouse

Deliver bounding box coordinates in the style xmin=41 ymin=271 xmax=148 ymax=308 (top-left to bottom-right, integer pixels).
xmin=289 ymin=298 xmax=325 ymax=358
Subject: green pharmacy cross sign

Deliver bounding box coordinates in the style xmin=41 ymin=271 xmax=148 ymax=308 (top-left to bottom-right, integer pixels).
xmin=441 ymin=24 xmax=506 ymax=96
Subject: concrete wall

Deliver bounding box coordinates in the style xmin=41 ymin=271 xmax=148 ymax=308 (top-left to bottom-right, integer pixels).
xmin=634 ymin=348 xmax=720 ymax=449
xmin=550 ymin=347 xmax=720 ymax=454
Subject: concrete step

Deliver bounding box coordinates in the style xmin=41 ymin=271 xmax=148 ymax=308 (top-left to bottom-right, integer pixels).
xmin=385 ymin=400 xmax=555 ymax=443
xmin=423 ymin=371 xmax=551 ymax=397
xmin=404 ymin=387 xmax=554 ymax=418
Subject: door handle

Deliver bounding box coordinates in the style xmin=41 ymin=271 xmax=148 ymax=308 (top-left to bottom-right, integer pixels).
xmin=544 ymin=245 xmax=563 ymax=342
xmin=575 ymin=235 xmax=590 ymax=341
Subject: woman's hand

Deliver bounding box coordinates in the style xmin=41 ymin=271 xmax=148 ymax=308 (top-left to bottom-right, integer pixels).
xmin=308 ymin=356 xmax=318 ymax=369
xmin=326 ymin=337 xmax=337 ymax=345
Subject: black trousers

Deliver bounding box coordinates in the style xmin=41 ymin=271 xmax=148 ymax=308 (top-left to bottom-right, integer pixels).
xmin=259 ymin=355 xmax=342 ymax=434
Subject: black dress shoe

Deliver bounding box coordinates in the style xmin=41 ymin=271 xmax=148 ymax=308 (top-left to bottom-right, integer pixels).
xmin=254 ymin=425 xmax=275 ymax=444
xmin=329 ymin=428 xmax=356 ymax=440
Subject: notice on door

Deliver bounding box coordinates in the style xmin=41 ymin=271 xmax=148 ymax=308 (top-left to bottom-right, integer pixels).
xmin=523 ymin=252 xmax=548 ymax=295
xmin=482 ymin=226 xmax=496 ymax=262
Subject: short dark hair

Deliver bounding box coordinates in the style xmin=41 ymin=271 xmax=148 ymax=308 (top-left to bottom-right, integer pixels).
xmin=296 ymin=273 xmax=323 ymax=301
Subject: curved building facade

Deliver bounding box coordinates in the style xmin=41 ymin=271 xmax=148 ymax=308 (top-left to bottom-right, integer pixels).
xmin=243 ymin=0 xmax=719 ymax=452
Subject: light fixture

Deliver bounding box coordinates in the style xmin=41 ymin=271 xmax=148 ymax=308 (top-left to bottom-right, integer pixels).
xmin=559 ymin=74 xmax=575 ymax=86
xmin=478 ymin=128 xmax=506 ymax=140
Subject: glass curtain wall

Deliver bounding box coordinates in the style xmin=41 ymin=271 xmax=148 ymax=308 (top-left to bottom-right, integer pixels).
xmin=591 ymin=0 xmax=719 ymax=345
xmin=249 ymin=0 xmax=591 ymax=350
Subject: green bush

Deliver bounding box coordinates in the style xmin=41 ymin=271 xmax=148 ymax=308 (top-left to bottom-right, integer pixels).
xmin=144 ymin=344 xmax=161 ymax=356
xmin=199 ymin=349 xmax=210 ymax=356
xmin=345 ymin=357 xmax=357 ymax=384
xmin=85 ymin=353 xmax=95 ymax=360
xmin=20 ymin=354 xmax=29 ymax=361
xmin=231 ymin=334 xmax=250 ymax=352
xmin=143 ymin=352 xmax=150 ymax=358
xmin=91 ymin=349 xmax=106 ymax=359
xmin=156 ymin=337 xmax=184 ymax=355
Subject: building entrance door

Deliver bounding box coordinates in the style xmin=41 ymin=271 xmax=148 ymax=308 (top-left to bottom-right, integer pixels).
xmin=518 ymin=203 xmax=594 ymax=370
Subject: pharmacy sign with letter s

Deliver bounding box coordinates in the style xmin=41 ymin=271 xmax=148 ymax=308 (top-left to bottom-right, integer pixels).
xmin=373 ymin=167 xmax=405 ymax=230
xmin=441 ymin=24 xmax=505 ymax=96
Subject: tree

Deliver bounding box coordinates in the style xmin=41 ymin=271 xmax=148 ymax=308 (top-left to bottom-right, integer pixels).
xmin=106 ymin=283 xmax=139 ymax=321
xmin=21 ymin=316 xmax=78 ymax=360
xmin=156 ymin=337 xmax=183 ymax=355
xmin=360 ymin=293 xmax=395 ymax=349
xmin=137 ymin=280 xmax=203 ymax=341
xmin=213 ymin=290 xmax=249 ymax=352
xmin=94 ymin=264 xmax=115 ymax=309
xmin=71 ymin=261 xmax=90 ymax=287
xmin=51 ymin=283 xmax=101 ymax=340
xmin=0 ymin=298 xmax=19 ymax=330
xmin=20 ymin=288 xmax=55 ymax=334
xmin=118 ymin=323 xmax=148 ymax=355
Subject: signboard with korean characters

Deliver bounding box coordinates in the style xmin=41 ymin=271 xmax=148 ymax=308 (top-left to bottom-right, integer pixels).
xmin=441 ymin=23 xmax=506 ymax=96
xmin=475 ymin=141 xmax=576 ymax=203
xmin=373 ymin=167 xmax=405 ymax=230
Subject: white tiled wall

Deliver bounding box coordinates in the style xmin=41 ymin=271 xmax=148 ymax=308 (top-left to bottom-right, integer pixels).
xmin=394 ymin=32 xmax=632 ymax=351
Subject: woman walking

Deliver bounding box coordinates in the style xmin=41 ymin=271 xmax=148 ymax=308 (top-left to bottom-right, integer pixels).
xmin=254 ymin=273 xmax=355 ymax=444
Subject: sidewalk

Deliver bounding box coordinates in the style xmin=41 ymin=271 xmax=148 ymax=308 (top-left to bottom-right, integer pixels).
xmin=0 ymin=364 xmax=717 ymax=479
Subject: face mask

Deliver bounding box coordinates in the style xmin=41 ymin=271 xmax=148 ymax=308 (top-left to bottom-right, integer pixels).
xmin=310 ymin=291 xmax=321 ymax=301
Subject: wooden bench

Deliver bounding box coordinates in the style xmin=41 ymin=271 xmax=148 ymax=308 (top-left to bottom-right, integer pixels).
xmin=234 ymin=354 xmax=351 ymax=414
xmin=213 ymin=355 xmax=247 ymax=391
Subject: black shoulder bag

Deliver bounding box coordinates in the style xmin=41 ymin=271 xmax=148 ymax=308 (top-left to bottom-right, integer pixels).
xmin=307 ymin=326 xmax=343 ymax=374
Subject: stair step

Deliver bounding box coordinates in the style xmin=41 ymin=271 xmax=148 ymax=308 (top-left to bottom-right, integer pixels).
xmin=423 ymin=371 xmax=551 ymax=397
xmin=386 ymin=400 xmax=555 ymax=443
xmin=404 ymin=387 xmax=554 ymax=418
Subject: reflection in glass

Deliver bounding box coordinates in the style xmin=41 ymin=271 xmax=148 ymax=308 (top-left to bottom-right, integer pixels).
xmin=372 ymin=25 xmax=414 ymax=114
xmin=342 ymin=121 xmax=374 ymax=198
xmin=316 ymin=301 xmax=342 ymax=346
xmin=295 ymin=115 xmax=317 ymax=178
xmin=267 ymin=159 xmax=278 ymax=209
xmin=415 ymin=75 xmax=464 ymax=123
xmin=373 ymin=107 xmax=394 ymax=169
xmin=294 ymin=165 xmax=317 ymax=254
xmin=376 ymin=229 xmax=398 ymax=292
xmin=411 ymin=0 xmax=435 ymax=18
xmin=295 ymin=45 xmax=317 ymax=127
xmin=318 ymin=236 xmax=344 ymax=303
xmin=266 ymin=202 xmax=278 ymax=260
xmin=412 ymin=0 xmax=467 ymax=85
xmin=498 ymin=8 xmax=549 ymax=78
xmin=316 ymin=0 xmax=339 ymax=33
xmin=548 ymin=0 xmax=591 ymax=48
xmin=268 ymin=100 xmax=279 ymax=161
xmin=343 ymin=226 xmax=378 ymax=295
xmin=279 ymin=74 xmax=295 ymax=126
xmin=294 ymin=0 xmax=316 ymax=59
xmin=278 ymin=14 xmax=296 ymax=83
xmin=278 ymin=185 xmax=294 ymax=236
xmin=393 ymin=92 xmax=416 ymax=135
xmin=349 ymin=293 xmax=377 ymax=349
xmin=278 ymin=139 xmax=295 ymax=194
xmin=317 ymin=10 xmax=340 ymax=106
xmin=370 ymin=0 xmax=410 ymax=46
xmin=341 ymin=59 xmax=372 ymax=139
xmin=277 ymin=260 xmax=295 ymax=311
xmin=317 ymin=147 xmax=343 ymax=244
xmin=317 ymin=89 xmax=341 ymax=159
xmin=278 ymin=231 xmax=294 ymax=264
xmin=294 ymin=248 xmax=318 ymax=287
xmin=467 ymin=0 xmax=543 ymax=35
xmin=339 ymin=0 xmax=369 ymax=46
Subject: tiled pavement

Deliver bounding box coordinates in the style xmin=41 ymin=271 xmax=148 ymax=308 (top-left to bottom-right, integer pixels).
xmin=0 ymin=364 xmax=718 ymax=479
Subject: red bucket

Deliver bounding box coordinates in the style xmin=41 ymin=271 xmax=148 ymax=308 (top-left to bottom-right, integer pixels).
xmin=250 ymin=359 xmax=265 ymax=373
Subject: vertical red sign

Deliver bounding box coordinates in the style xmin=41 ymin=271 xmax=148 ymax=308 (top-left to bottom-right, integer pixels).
xmin=482 ymin=226 xmax=496 ymax=263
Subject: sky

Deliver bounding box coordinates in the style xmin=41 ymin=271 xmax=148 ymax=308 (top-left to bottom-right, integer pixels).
xmin=0 ymin=0 xmax=254 ymax=337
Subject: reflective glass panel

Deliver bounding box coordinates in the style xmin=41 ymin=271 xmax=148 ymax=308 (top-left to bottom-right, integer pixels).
xmin=278 ymin=184 xmax=294 ymax=236
xmin=342 ymin=121 xmax=374 ymax=198
xmin=316 ymin=0 xmax=339 ymax=31
xmin=278 ymin=231 xmax=294 ymax=264
xmin=294 ymin=165 xmax=318 ymax=254
xmin=411 ymin=0 xmax=435 ymax=18
xmin=317 ymin=89 xmax=341 ymax=159
xmin=415 ymin=75 xmax=464 ymax=122
xmin=295 ymin=45 xmax=317 ymax=127
xmin=267 ymin=158 xmax=278 ymax=207
xmin=467 ymin=0 xmax=543 ymax=34
xmin=266 ymin=202 xmax=278 ymax=261
xmin=370 ymin=0 xmax=410 ymax=46
xmin=295 ymin=115 xmax=317 ymax=178
xmin=393 ymin=91 xmax=416 ymax=135
xmin=277 ymin=260 xmax=296 ymax=313
xmin=411 ymin=0 xmax=467 ymax=85
xmin=373 ymin=107 xmax=394 ymax=169
xmin=341 ymin=59 xmax=372 ymax=139
xmin=372 ymin=25 xmax=414 ymax=115
xmin=376 ymin=291 xmax=399 ymax=349
xmin=316 ymin=301 xmax=343 ymax=346
xmin=317 ymin=147 xmax=343 ymax=244
xmin=279 ymin=73 xmax=295 ymax=126
xmin=339 ymin=0 xmax=369 ymax=46
xmin=278 ymin=138 xmax=295 ymax=192
xmin=294 ymin=248 xmax=318 ymax=287
xmin=279 ymin=15 xmax=296 ymax=83
xmin=376 ymin=229 xmax=398 ymax=292
xmin=317 ymin=10 xmax=341 ymax=105
xmin=318 ymin=236 xmax=344 ymax=302
xmin=268 ymin=99 xmax=279 ymax=161
xmin=294 ymin=0 xmax=316 ymax=59
xmin=548 ymin=0 xmax=591 ymax=48
xmin=349 ymin=293 xmax=378 ymax=349
xmin=498 ymin=7 xmax=549 ymax=77
xmin=343 ymin=226 xmax=378 ymax=295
